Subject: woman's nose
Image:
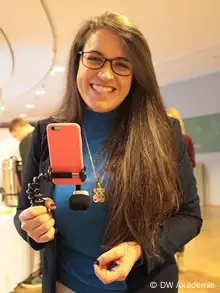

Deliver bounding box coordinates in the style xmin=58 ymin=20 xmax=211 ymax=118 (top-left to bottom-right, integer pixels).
xmin=97 ymin=63 xmax=114 ymax=81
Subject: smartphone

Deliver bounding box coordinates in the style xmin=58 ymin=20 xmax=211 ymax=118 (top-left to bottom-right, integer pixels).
xmin=46 ymin=123 xmax=85 ymax=185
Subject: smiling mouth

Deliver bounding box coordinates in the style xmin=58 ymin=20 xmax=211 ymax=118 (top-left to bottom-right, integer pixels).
xmin=91 ymin=84 xmax=115 ymax=94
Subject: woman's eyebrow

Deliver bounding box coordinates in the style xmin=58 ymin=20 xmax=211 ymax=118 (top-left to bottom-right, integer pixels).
xmin=84 ymin=49 xmax=129 ymax=61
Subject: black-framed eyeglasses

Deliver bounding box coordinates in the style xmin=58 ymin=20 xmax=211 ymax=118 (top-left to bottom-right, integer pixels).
xmin=78 ymin=51 xmax=133 ymax=76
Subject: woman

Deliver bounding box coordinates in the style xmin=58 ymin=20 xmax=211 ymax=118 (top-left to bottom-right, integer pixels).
xmin=14 ymin=11 xmax=202 ymax=293
xmin=166 ymin=108 xmax=196 ymax=273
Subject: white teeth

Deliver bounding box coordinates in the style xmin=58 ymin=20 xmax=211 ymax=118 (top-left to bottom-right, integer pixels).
xmin=92 ymin=84 xmax=114 ymax=93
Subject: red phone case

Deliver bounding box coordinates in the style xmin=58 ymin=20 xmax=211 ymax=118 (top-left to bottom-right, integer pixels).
xmin=46 ymin=123 xmax=84 ymax=185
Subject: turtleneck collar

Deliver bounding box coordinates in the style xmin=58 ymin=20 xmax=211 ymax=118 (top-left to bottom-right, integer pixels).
xmin=82 ymin=107 xmax=119 ymax=138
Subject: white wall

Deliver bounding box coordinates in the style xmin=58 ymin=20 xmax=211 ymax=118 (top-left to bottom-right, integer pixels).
xmin=0 ymin=129 xmax=20 ymax=186
xmin=161 ymin=71 xmax=220 ymax=206
xmin=196 ymin=153 xmax=220 ymax=206
xmin=161 ymin=71 xmax=220 ymax=118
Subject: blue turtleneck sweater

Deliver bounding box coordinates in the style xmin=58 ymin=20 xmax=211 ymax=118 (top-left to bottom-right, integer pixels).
xmin=52 ymin=109 xmax=127 ymax=293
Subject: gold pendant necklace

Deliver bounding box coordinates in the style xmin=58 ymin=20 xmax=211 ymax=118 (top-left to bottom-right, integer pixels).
xmin=93 ymin=181 xmax=105 ymax=203
xmin=83 ymin=127 xmax=107 ymax=203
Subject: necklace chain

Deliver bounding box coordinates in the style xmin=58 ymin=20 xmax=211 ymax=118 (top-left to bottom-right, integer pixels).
xmin=82 ymin=127 xmax=106 ymax=185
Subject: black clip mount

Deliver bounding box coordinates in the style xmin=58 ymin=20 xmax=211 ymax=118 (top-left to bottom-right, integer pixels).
xmin=26 ymin=166 xmax=90 ymax=211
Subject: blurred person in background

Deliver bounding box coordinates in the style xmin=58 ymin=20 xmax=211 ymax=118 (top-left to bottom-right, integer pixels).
xmin=9 ymin=118 xmax=41 ymax=289
xmin=9 ymin=118 xmax=35 ymax=169
xmin=166 ymin=108 xmax=196 ymax=272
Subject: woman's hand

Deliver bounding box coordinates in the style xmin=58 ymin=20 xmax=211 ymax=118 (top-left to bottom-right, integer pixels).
xmin=94 ymin=242 xmax=141 ymax=284
xmin=19 ymin=198 xmax=56 ymax=243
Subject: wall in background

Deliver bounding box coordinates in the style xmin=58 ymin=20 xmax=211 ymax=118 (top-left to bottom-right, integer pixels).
xmin=161 ymin=71 xmax=220 ymax=118
xmin=196 ymin=153 xmax=220 ymax=206
xmin=161 ymin=72 xmax=220 ymax=206
xmin=183 ymin=113 xmax=220 ymax=154
xmin=183 ymin=113 xmax=220 ymax=205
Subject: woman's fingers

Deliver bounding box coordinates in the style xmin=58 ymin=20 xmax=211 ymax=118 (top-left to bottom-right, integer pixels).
xmin=29 ymin=226 xmax=56 ymax=243
xmin=94 ymin=242 xmax=141 ymax=284
xmin=21 ymin=212 xmax=52 ymax=232
xmin=94 ymin=260 xmax=130 ymax=284
xmin=31 ymin=217 xmax=55 ymax=237
xmin=43 ymin=198 xmax=56 ymax=210
xmin=19 ymin=206 xmax=47 ymax=221
xmin=19 ymin=200 xmax=56 ymax=243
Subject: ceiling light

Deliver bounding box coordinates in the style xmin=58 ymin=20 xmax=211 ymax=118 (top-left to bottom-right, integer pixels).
xmin=20 ymin=114 xmax=26 ymax=118
xmin=25 ymin=104 xmax=35 ymax=109
xmin=0 ymin=106 xmax=5 ymax=111
xmin=53 ymin=66 xmax=65 ymax=72
xmin=36 ymin=89 xmax=46 ymax=95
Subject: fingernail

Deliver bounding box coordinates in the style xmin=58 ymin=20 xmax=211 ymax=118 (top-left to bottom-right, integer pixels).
xmin=94 ymin=260 xmax=99 ymax=266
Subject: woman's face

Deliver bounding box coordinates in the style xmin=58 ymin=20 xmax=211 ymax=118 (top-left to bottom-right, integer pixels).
xmin=77 ymin=29 xmax=132 ymax=112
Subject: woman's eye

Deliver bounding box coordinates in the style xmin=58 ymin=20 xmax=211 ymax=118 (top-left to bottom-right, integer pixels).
xmin=87 ymin=56 xmax=103 ymax=62
xmin=115 ymin=61 xmax=130 ymax=69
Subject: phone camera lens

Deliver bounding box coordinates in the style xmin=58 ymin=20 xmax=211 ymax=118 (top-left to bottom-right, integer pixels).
xmin=51 ymin=126 xmax=60 ymax=131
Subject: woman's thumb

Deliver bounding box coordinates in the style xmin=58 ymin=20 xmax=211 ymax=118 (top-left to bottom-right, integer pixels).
xmin=43 ymin=197 xmax=56 ymax=210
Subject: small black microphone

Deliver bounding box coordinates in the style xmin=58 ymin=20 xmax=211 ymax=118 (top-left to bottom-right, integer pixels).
xmin=69 ymin=190 xmax=90 ymax=210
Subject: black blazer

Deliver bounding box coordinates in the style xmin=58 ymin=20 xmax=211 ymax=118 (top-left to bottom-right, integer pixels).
xmin=14 ymin=117 xmax=202 ymax=293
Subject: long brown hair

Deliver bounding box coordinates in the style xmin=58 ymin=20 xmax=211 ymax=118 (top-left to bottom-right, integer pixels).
xmin=53 ymin=11 xmax=179 ymax=259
